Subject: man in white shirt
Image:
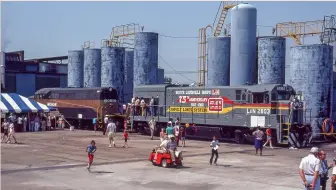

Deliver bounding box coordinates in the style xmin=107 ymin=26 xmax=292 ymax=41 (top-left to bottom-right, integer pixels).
xmin=154 ymin=134 xmax=169 ymax=160
xmin=17 ymin=116 xmax=23 ymax=132
xmin=103 ymin=116 xmax=109 ymax=135
xmin=299 ymin=147 xmax=321 ymax=190
xmin=140 ymin=99 xmax=146 ymax=116
xmin=1 ymin=119 xmax=9 ymax=142
xmin=148 ymin=118 xmax=156 ymax=140
xmin=7 ymin=121 xmax=17 ymax=144
xmin=106 ymin=120 xmax=117 ymax=148
xmin=149 ymin=97 xmax=155 ymax=116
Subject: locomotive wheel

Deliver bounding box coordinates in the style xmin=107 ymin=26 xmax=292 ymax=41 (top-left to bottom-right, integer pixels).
xmin=234 ymin=130 xmax=245 ymax=144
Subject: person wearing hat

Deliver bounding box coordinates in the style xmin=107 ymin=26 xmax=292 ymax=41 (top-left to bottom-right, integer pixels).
xmin=299 ymin=147 xmax=321 ymax=190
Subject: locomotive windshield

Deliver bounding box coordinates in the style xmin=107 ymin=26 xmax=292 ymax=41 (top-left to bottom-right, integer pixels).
xmin=100 ymin=88 xmax=118 ymax=101
xmin=273 ymin=85 xmax=295 ymax=101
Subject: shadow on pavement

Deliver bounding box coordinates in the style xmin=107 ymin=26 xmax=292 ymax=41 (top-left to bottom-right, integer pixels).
xmin=90 ymin=171 xmax=114 ymax=174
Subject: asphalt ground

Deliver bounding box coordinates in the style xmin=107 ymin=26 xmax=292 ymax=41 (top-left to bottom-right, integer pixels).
xmin=1 ymin=130 xmax=336 ymax=190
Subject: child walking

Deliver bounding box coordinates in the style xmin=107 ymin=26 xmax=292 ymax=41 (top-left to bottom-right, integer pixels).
xmin=123 ymin=129 xmax=129 ymax=148
xmin=86 ymin=140 xmax=97 ymax=170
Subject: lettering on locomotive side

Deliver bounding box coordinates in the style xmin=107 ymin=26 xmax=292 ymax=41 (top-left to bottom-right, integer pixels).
xmin=246 ymin=108 xmax=271 ymax=115
xmin=175 ymin=89 xmax=220 ymax=95
xmin=168 ymin=107 xmax=208 ymax=113
xmin=103 ymin=99 xmax=117 ymax=103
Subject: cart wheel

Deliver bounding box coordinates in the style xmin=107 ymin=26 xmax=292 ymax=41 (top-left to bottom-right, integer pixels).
xmin=161 ymin=159 xmax=168 ymax=168
xmin=152 ymin=160 xmax=156 ymax=166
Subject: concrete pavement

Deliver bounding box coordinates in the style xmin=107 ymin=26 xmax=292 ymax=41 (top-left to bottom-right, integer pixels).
xmin=1 ymin=130 xmax=336 ymax=190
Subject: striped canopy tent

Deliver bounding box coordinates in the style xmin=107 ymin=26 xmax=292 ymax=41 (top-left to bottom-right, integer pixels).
xmin=0 ymin=93 xmax=56 ymax=113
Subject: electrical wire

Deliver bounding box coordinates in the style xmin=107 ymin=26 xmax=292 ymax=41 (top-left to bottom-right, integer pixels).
xmin=158 ymin=54 xmax=195 ymax=83
xmin=159 ymin=24 xmax=274 ymax=39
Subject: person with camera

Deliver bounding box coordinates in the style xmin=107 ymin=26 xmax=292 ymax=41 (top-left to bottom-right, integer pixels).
xmin=299 ymin=147 xmax=321 ymax=190
xmin=319 ymin=150 xmax=334 ymax=190
xmin=332 ymin=158 xmax=336 ymax=190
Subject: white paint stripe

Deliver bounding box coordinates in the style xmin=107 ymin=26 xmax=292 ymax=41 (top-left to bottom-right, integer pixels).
xmin=37 ymin=102 xmax=49 ymax=112
xmin=0 ymin=100 xmax=8 ymax=113
xmin=19 ymin=95 xmax=38 ymax=112
xmin=2 ymin=94 xmax=21 ymax=113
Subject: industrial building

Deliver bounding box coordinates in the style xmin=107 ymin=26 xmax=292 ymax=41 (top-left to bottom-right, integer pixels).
xmin=1 ymin=51 xmax=68 ymax=97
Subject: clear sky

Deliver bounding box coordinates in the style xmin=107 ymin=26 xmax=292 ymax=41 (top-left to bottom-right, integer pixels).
xmin=1 ymin=1 xmax=335 ymax=84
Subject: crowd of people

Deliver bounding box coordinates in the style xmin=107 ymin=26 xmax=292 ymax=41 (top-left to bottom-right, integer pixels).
xmin=299 ymin=147 xmax=336 ymax=190
xmin=127 ymin=96 xmax=159 ymax=117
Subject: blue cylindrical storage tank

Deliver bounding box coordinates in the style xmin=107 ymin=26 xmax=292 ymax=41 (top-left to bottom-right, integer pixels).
xmin=84 ymin=48 xmax=101 ymax=87
xmin=134 ymin=32 xmax=158 ymax=86
xmin=124 ymin=50 xmax=134 ymax=103
xmin=207 ymin=36 xmax=230 ymax=86
xmin=230 ymin=3 xmax=257 ymax=86
xmin=289 ymin=44 xmax=334 ymax=137
xmin=101 ymin=47 xmax=125 ymax=102
xmin=157 ymin=68 xmax=165 ymax=84
xmin=67 ymin=50 xmax=84 ymax=88
xmin=258 ymin=37 xmax=286 ymax=84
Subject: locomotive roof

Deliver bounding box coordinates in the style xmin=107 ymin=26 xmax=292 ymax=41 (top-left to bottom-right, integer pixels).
xmin=35 ymin=87 xmax=115 ymax=94
xmin=167 ymin=84 xmax=286 ymax=92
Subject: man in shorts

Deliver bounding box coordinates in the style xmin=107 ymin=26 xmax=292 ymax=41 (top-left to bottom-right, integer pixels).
xmin=7 ymin=121 xmax=17 ymax=144
xmin=106 ymin=119 xmax=117 ymax=148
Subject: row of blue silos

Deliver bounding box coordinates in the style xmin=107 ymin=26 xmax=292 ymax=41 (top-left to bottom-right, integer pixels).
xmin=67 ymin=32 xmax=165 ymax=103
xmin=206 ymin=3 xmax=334 ymax=136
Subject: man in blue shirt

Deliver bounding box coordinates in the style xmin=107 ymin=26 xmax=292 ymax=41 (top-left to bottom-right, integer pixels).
xmin=92 ymin=118 xmax=97 ymax=132
xmin=167 ymin=137 xmax=177 ymax=165
xmin=319 ymin=150 xmax=334 ymax=190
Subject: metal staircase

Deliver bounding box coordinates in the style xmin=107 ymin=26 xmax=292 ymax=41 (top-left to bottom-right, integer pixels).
xmin=213 ymin=2 xmax=237 ymax=37
xmin=279 ymin=108 xmax=292 ymax=144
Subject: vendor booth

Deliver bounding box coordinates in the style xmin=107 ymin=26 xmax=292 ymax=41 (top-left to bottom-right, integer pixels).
xmin=1 ymin=93 xmax=56 ymax=132
xmin=0 ymin=93 xmax=56 ymax=113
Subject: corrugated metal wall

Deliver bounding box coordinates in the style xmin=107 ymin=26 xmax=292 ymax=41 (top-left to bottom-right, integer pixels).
xmin=289 ymin=44 xmax=333 ymax=137
xmin=26 ymin=65 xmax=38 ymax=72
xmin=230 ymin=3 xmax=257 ymax=85
xmin=333 ymin=72 xmax=336 ymax=121
xmin=16 ymin=73 xmax=36 ymax=97
xmin=157 ymin=68 xmax=165 ymax=84
xmin=101 ymin=47 xmax=125 ymax=103
xmin=60 ymin=75 xmax=67 ymax=88
xmin=124 ymin=50 xmax=134 ymax=103
xmin=84 ymin=48 xmax=101 ymax=87
xmin=134 ymin=32 xmax=159 ymax=86
xmin=4 ymin=73 xmax=16 ymax=93
xmin=257 ymin=37 xmax=286 ymax=84
xmin=207 ymin=36 xmax=230 ymax=86
xmin=35 ymin=75 xmax=61 ymax=93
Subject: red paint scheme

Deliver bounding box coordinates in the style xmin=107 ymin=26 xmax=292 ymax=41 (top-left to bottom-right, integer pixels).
xmin=177 ymin=96 xmax=290 ymax=108
xmin=148 ymin=152 xmax=182 ymax=167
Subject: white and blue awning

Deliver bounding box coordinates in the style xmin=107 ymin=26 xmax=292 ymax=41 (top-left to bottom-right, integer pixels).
xmin=0 ymin=93 xmax=56 ymax=113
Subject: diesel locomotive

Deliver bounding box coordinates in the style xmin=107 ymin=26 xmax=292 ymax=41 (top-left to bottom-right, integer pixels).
xmin=34 ymin=87 xmax=123 ymax=129
xmin=131 ymin=84 xmax=313 ymax=148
